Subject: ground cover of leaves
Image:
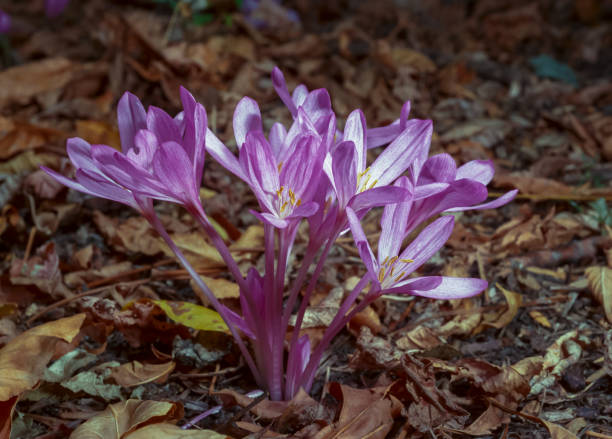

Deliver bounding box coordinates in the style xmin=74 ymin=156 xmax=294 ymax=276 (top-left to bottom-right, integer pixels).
xmin=0 ymin=0 xmax=611 ymax=438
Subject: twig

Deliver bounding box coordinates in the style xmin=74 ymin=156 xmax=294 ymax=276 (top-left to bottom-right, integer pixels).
xmin=174 ymin=362 xmax=244 ymax=379
xmin=24 ymin=226 xmax=37 ymax=260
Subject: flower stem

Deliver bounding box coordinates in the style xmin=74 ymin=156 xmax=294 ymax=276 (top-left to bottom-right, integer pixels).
xmin=145 ymin=212 xmax=263 ymax=386
xmin=190 ymin=205 xmax=247 ymax=292
xmin=298 ymin=276 xmax=372 ymax=392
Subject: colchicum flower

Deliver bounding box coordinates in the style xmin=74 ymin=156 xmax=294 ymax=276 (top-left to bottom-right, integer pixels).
xmin=346 ymin=178 xmax=488 ymax=300
xmin=44 ymin=66 xmax=517 ymax=402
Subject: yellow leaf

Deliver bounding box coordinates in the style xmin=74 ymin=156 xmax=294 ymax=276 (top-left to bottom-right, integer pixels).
xmin=191 ymin=276 xmax=240 ymax=302
xmin=0 ymin=314 xmax=86 ymax=401
xmin=585 ymin=266 xmax=612 ymax=323
xmin=152 ymin=300 xmax=228 ymax=333
xmin=529 ymin=310 xmax=552 ymax=328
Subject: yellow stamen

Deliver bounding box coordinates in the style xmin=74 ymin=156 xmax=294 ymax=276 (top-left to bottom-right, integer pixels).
xmin=388 ymin=256 xmax=398 ymax=266
xmin=378 ymin=267 xmax=385 ymax=283
xmin=277 ymin=162 xmax=283 ymax=173
xmin=400 ymin=258 xmax=415 ymax=263
xmin=394 ymin=271 xmax=407 ymax=282
xmin=368 ymin=179 xmax=378 ymax=190
xmin=382 ymin=256 xmax=390 ymax=266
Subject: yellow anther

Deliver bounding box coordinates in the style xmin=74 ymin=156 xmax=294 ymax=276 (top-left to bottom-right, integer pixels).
xmin=368 ymin=179 xmax=378 ymax=190
xmin=378 ymin=267 xmax=386 ymax=283
xmin=361 ymin=175 xmax=371 ymax=189
xmin=389 ymin=266 xmax=396 ymax=277
xmin=400 ymin=258 xmax=415 ymax=264
xmin=277 ymin=162 xmax=283 ymax=173
xmin=382 ymin=256 xmax=390 ymax=266
xmin=297 ymin=199 xmax=302 ymax=206
xmin=394 ymin=271 xmax=407 ymax=282
xmin=280 ymin=201 xmax=288 ymax=213
xmin=276 ymin=186 xmax=284 ymax=198
xmin=358 ymin=167 xmax=371 ymax=178
xmin=388 ymin=256 xmax=398 ymax=266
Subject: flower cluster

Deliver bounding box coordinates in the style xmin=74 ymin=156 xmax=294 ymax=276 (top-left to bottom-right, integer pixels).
xmin=43 ymin=67 xmax=516 ymax=401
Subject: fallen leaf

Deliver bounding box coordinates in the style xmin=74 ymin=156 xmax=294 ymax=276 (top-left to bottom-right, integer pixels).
xmin=127 ymin=424 xmax=231 ymax=439
xmin=478 ymin=284 xmax=522 ymax=331
xmin=0 ymin=116 xmax=62 ymax=160
xmin=166 ymin=232 xmax=224 ymax=268
xmin=152 ymin=300 xmax=228 ymax=333
xmin=529 ymin=310 xmax=552 ymax=328
xmin=0 ymin=314 xmax=86 ymax=401
xmin=68 ymin=399 xmax=183 ymax=439
xmin=9 ymin=241 xmax=73 ymax=299
xmin=81 ymin=297 xmax=190 ymax=348
xmin=585 ymin=266 xmax=612 ymax=323
xmin=0 ymin=57 xmax=75 ymax=107
xmin=191 ymin=276 xmax=239 ymax=302
xmin=313 ymin=383 xmax=402 ymax=439
xmin=110 ymin=361 xmax=175 ymax=387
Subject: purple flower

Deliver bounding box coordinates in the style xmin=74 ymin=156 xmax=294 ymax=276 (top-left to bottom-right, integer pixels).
xmin=45 ymin=0 xmax=70 ymax=18
xmin=346 ymin=190 xmax=487 ymax=299
xmin=0 ymin=8 xmax=11 ymax=34
xmin=324 ymin=110 xmax=433 ymax=214
xmin=404 ymin=154 xmax=518 ymax=234
xmin=42 ymin=87 xmax=208 ymax=214
xmin=207 ymin=97 xmax=330 ymax=229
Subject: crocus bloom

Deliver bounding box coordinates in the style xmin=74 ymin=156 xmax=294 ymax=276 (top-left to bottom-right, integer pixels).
xmin=347 ymin=194 xmax=487 ymax=299
xmin=43 ymin=87 xmax=208 ymax=215
xmin=0 ymin=8 xmax=10 ymax=34
xmin=272 ymin=67 xmax=414 ymax=150
xmin=45 ymin=0 xmax=69 ymax=18
xmin=404 ymin=154 xmax=518 ymax=235
xmin=325 ymin=109 xmax=433 ymax=215
xmin=207 ymin=97 xmax=332 ymax=229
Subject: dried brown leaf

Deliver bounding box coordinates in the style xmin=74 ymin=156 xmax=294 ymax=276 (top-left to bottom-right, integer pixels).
xmin=0 ymin=314 xmax=86 ymax=401
xmin=0 ymin=58 xmax=75 ymax=107
xmin=110 ymin=361 xmax=175 ymax=387
xmin=68 ymin=399 xmax=183 ymax=439
xmin=9 ymin=241 xmax=72 ymax=299
xmin=314 ymin=383 xmax=402 ymax=439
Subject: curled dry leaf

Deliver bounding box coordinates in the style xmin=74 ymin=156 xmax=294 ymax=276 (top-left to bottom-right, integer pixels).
xmin=476 ymin=283 xmax=522 ymax=332
xmin=585 ymin=266 xmax=612 ymax=323
xmin=110 ymin=361 xmax=175 ymax=387
xmin=313 ymin=382 xmax=403 ymax=439
xmin=9 ymin=241 xmax=72 ymax=299
xmin=0 ymin=313 xmax=86 ymax=401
